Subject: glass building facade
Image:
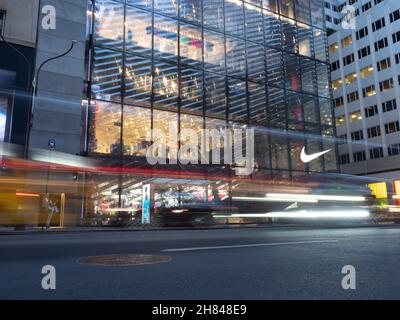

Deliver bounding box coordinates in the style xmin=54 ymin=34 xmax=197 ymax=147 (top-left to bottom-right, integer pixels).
xmin=85 ymin=0 xmax=338 ymax=187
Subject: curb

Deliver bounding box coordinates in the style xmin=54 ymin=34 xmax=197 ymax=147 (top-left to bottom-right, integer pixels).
xmin=1 ymin=222 xmax=399 ymax=235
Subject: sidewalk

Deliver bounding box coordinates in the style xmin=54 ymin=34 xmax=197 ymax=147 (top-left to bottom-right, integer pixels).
xmin=0 ymin=220 xmax=398 ymax=235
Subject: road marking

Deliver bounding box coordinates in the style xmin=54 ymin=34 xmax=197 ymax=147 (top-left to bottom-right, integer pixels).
xmin=162 ymin=239 xmax=339 ymax=252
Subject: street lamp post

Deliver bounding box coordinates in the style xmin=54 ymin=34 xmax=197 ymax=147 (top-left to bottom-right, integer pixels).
xmin=26 ymin=40 xmax=77 ymax=230
xmin=26 ymin=40 xmax=77 ymax=158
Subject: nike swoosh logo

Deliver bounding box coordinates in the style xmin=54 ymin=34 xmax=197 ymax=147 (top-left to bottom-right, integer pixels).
xmin=300 ymin=147 xmax=332 ymax=163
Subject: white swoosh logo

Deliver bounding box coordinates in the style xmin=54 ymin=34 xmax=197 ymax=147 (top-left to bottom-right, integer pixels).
xmin=300 ymin=147 xmax=332 ymax=163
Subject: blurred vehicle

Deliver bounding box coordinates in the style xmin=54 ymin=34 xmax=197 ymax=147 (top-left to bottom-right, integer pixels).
xmin=100 ymin=210 xmax=137 ymax=227
xmin=157 ymin=203 xmax=226 ymax=227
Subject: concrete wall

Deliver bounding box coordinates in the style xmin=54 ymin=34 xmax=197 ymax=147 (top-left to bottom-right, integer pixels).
xmin=0 ymin=0 xmax=39 ymax=47
xmin=29 ymin=0 xmax=87 ymax=155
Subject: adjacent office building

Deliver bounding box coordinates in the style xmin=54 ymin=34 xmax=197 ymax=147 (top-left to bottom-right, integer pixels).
xmin=326 ymin=0 xmax=400 ymax=187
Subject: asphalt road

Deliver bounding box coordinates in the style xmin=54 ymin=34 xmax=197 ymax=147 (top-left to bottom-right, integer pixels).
xmin=1 ymin=226 xmax=400 ymax=299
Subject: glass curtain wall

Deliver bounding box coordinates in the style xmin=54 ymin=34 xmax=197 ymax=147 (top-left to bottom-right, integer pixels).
xmin=87 ymin=0 xmax=337 ymax=178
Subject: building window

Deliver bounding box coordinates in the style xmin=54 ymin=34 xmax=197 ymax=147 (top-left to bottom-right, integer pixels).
xmin=379 ymin=78 xmax=394 ymax=92
xmin=365 ymin=105 xmax=378 ymax=118
xmin=89 ymin=101 xmax=122 ymax=155
xmin=385 ymin=121 xmax=400 ymax=134
xmin=356 ymin=26 xmax=368 ymax=40
xmin=341 ymin=35 xmax=353 ymax=48
xmin=328 ymin=42 xmax=339 ymax=54
xmin=0 ymin=11 xmax=5 ymax=36
xmin=339 ymin=154 xmax=350 ymax=165
xmin=345 ymin=72 xmax=357 ymax=85
xmin=336 ymin=115 xmax=345 ymax=126
xmin=351 ymin=130 xmax=364 ymax=141
xmin=377 ymin=58 xmax=391 ymax=72
xmin=353 ymin=151 xmax=366 ymax=162
xmin=372 ymin=17 xmax=385 ymax=32
xmin=349 ymin=110 xmax=362 ymax=122
xmin=358 ymin=46 xmax=371 ymax=59
xmin=359 ymin=65 xmax=374 ymax=78
xmin=367 ymin=126 xmax=381 ymax=138
xmin=334 ymin=97 xmax=344 ymax=108
xmin=393 ymin=31 xmax=400 ymax=44
xmin=347 ymin=91 xmax=359 ymax=103
xmin=331 ymin=60 xmax=340 ymax=72
xmin=388 ymin=143 xmax=400 ymax=156
xmin=332 ymin=78 xmax=342 ymax=90
xmin=395 ymin=53 xmax=400 ymax=64
xmin=390 ymin=9 xmax=400 ymax=23
xmin=343 ymin=53 xmax=355 ymax=66
xmin=382 ymin=99 xmax=397 ymax=113
xmin=369 ymin=147 xmax=384 ymax=159
xmin=362 ymin=85 xmax=376 ymax=98
xmin=374 ymin=37 xmax=388 ymax=52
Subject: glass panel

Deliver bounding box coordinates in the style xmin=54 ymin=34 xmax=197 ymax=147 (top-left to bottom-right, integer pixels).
xmin=89 ymin=101 xmax=121 ymax=155
xmin=284 ymin=54 xmax=300 ymax=91
xmin=300 ymin=57 xmax=316 ymax=94
xmin=286 ymin=90 xmax=303 ymax=125
xmin=126 ymin=0 xmax=153 ymax=9
xmin=205 ymin=72 xmax=227 ymax=118
xmin=154 ymin=14 xmax=178 ymax=61
xmin=310 ymin=0 xmax=324 ymax=28
xmin=203 ymin=0 xmax=224 ymax=32
xmin=264 ymin=10 xmax=281 ymax=48
xmin=153 ymin=61 xmax=178 ymax=110
xmin=94 ymin=0 xmax=124 ymax=49
xmin=180 ymin=22 xmax=203 ymax=68
xmin=249 ymin=82 xmax=267 ymax=124
xmin=225 ymin=0 xmax=245 ymax=38
xmin=322 ymin=128 xmax=337 ymax=172
xmin=153 ymin=109 xmax=178 ymax=160
xmin=313 ymin=28 xmax=328 ymax=62
xmin=180 ymin=113 xmax=204 ymax=162
xmin=270 ymin=135 xmax=289 ymax=169
xmin=154 ymin=0 xmax=178 ymax=17
xmin=226 ymin=36 xmax=246 ymax=78
xmin=254 ymin=129 xmax=270 ymax=169
xmin=296 ymin=0 xmax=311 ymax=25
xmin=302 ymin=94 xmax=318 ymax=124
xmin=316 ymin=62 xmax=330 ymax=97
xmin=290 ymin=137 xmax=307 ymax=171
xmin=180 ymin=68 xmax=204 ymax=115
xmin=92 ymin=47 xmax=122 ymax=101
xmin=319 ymin=98 xmax=333 ymax=126
xmin=306 ymin=138 xmax=323 ymax=172
xmin=280 ymin=0 xmax=295 ymax=19
xmin=247 ymin=42 xmax=265 ymax=83
xmin=266 ymin=48 xmax=284 ymax=87
xmin=125 ymin=5 xmax=152 ymax=57
xmin=268 ymin=86 xmax=286 ymax=128
xmin=298 ymin=22 xmax=313 ymax=57
xmin=228 ymin=78 xmax=248 ymax=122
xmin=263 ymin=0 xmax=279 ymax=13
xmin=123 ymin=106 xmax=151 ymax=156
xmin=245 ymin=3 xmax=264 ymax=44
xmin=204 ymin=30 xmax=225 ymax=74
xmin=124 ymin=55 xmax=152 ymax=107
xmin=281 ymin=17 xmax=298 ymax=53
xmin=180 ymin=0 xmax=202 ymax=24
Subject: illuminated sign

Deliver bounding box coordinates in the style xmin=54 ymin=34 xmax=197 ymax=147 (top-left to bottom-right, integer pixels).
xmin=368 ymin=182 xmax=388 ymax=199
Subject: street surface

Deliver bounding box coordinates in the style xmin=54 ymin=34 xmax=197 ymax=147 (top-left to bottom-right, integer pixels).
xmin=1 ymin=226 xmax=400 ymax=299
